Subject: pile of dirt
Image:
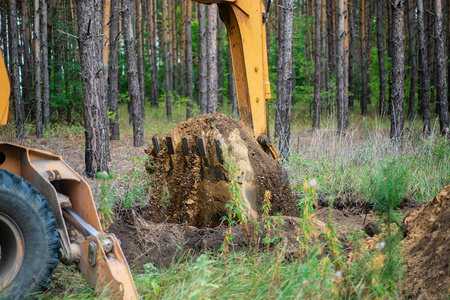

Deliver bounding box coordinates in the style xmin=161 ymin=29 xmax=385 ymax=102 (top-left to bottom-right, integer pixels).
xmin=146 ymin=114 xmax=298 ymax=228
xmin=403 ymin=186 xmax=450 ymax=299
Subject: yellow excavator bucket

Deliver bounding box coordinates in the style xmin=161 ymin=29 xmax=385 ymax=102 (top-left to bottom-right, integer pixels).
xmin=0 ymin=49 xmax=10 ymax=125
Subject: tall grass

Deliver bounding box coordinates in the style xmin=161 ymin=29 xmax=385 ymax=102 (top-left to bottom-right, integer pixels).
xmin=286 ymin=115 xmax=450 ymax=203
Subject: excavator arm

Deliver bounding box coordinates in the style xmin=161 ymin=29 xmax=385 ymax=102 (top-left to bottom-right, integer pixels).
xmin=195 ymin=0 xmax=278 ymax=158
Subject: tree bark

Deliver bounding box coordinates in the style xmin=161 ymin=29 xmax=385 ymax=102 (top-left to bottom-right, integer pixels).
xmin=136 ymin=0 xmax=146 ymax=118
xmin=34 ymin=0 xmax=43 ymax=138
xmin=376 ymin=0 xmax=387 ymax=118
xmin=1 ymin=0 xmax=8 ymax=68
xmin=146 ymin=0 xmax=158 ymax=107
xmin=359 ymin=0 xmax=368 ymax=115
xmin=313 ymin=0 xmax=322 ymax=130
xmin=41 ymin=0 xmax=50 ymax=126
xmin=180 ymin=0 xmax=187 ymax=98
xmin=406 ymin=0 xmax=417 ymax=120
xmin=102 ymin=0 xmax=111 ymax=77
xmin=197 ymin=4 xmax=207 ymax=114
xmin=336 ymin=0 xmax=348 ymax=134
xmin=321 ymin=0 xmax=330 ymax=115
xmin=170 ymin=0 xmax=177 ymax=94
xmin=162 ymin=0 xmax=172 ymax=118
xmin=108 ymin=0 xmax=120 ymax=140
xmin=217 ymin=15 xmax=224 ymax=108
xmin=275 ymin=0 xmax=294 ymax=160
xmin=435 ymin=0 xmax=449 ymax=137
xmin=21 ymin=0 xmax=32 ymax=122
xmin=348 ymin=0 xmax=355 ymax=111
xmin=77 ymin=0 xmax=109 ymax=177
xmin=8 ymin=0 xmax=24 ymax=138
xmin=123 ymin=0 xmax=145 ymax=146
xmin=390 ymin=0 xmax=405 ymax=144
xmin=206 ymin=4 xmax=218 ymax=114
xmin=186 ymin=0 xmax=194 ymax=119
xmin=417 ymin=0 xmax=430 ymax=136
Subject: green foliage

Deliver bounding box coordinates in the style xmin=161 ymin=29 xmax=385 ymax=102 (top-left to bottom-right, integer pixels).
xmin=96 ymin=171 xmax=116 ymax=230
xmin=370 ymin=160 xmax=406 ymax=290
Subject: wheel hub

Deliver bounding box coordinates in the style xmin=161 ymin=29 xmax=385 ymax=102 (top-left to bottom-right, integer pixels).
xmin=0 ymin=212 xmax=25 ymax=289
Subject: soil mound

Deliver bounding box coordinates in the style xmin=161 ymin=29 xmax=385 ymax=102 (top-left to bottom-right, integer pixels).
xmin=146 ymin=114 xmax=298 ymax=228
xmin=403 ymin=186 xmax=450 ymax=299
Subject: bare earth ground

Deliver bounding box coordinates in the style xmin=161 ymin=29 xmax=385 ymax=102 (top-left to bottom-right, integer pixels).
xmin=2 ymin=124 xmax=449 ymax=299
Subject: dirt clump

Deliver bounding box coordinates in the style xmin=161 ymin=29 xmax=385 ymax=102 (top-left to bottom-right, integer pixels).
xmin=403 ymin=186 xmax=450 ymax=299
xmin=109 ymin=205 xmax=375 ymax=269
xmin=146 ymin=114 xmax=298 ymax=228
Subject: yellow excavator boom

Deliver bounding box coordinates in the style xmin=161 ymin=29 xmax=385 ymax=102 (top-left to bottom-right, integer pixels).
xmin=195 ymin=0 xmax=277 ymax=158
xmin=0 ymin=48 xmax=10 ymax=125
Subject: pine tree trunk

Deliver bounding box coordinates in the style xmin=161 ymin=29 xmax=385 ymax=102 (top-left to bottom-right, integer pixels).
xmin=8 ymin=0 xmax=24 ymax=138
xmin=1 ymin=0 xmax=8 ymax=68
xmin=407 ymin=0 xmax=417 ymax=120
xmin=197 ymin=4 xmax=207 ymax=114
xmin=336 ymin=0 xmax=348 ymax=134
xmin=206 ymin=4 xmax=218 ymax=114
xmin=146 ymin=0 xmax=158 ymax=107
xmin=180 ymin=0 xmax=186 ymax=98
xmin=321 ymin=0 xmax=329 ymax=115
xmin=21 ymin=0 xmax=32 ymax=122
xmin=170 ymin=0 xmax=177 ymax=94
xmin=136 ymin=0 xmax=146 ymax=118
xmin=41 ymin=0 xmax=50 ymax=126
xmin=34 ymin=0 xmax=43 ymax=138
xmin=217 ymin=16 xmax=224 ymax=108
xmin=348 ymin=0 xmax=355 ymax=111
xmin=417 ymin=0 xmax=430 ymax=136
xmin=102 ymin=0 xmax=111 ymax=83
xmin=376 ymin=0 xmax=387 ymax=118
xmin=186 ymin=0 xmax=194 ymax=119
xmin=123 ymin=0 xmax=145 ymax=146
xmin=162 ymin=0 xmax=172 ymax=118
xmin=345 ymin=0 xmax=350 ymax=113
xmin=329 ymin=0 xmax=336 ymax=75
xmin=77 ymin=0 xmax=109 ymax=177
xmin=108 ymin=0 xmax=120 ymax=140
xmin=275 ymin=0 xmax=294 ymax=159
xmin=359 ymin=0 xmax=368 ymax=115
xmin=435 ymin=0 xmax=449 ymax=137
xmin=390 ymin=0 xmax=405 ymax=144
xmin=313 ymin=0 xmax=322 ymax=130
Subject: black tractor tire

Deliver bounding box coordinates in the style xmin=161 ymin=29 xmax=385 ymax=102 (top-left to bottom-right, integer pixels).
xmin=0 ymin=170 xmax=60 ymax=299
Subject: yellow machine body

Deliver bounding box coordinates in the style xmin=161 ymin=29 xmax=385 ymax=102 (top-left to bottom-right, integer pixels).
xmin=0 ymin=49 xmax=10 ymax=125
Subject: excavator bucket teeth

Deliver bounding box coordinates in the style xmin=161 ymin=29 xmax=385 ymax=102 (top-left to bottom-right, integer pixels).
xmin=182 ymin=138 xmax=190 ymax=156
xmin=151 ymin=136 xmax=160 ymax=155
xmin=215 ymin=139 xmax=223 ymax=160
xmin=197 ymin=138 xmax=207 ymax=157
xmin=166 ymin=137 xmax=175 ymax=155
